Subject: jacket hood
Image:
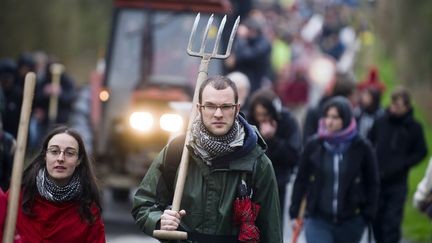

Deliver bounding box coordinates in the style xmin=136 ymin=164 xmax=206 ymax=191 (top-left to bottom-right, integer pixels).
xmin=211 ymin=115 xmax=267 ymax=171
xmin=323 ymin=96 xmax=353 ymax=129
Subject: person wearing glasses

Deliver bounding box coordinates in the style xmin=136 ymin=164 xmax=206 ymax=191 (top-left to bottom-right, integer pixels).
xmin=132 ymin=75 xmax=282 ymax=242
xmin=7 ymin=126 xmax=105 ymax=243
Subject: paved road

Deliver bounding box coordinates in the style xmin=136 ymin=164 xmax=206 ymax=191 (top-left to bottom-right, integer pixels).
xmin=102 ymin=189 xmax=158 ymax=243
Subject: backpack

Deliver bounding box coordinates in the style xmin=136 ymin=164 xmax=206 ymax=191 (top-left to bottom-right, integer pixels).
xmin=162 ymin=134 xmax=186 ymax=199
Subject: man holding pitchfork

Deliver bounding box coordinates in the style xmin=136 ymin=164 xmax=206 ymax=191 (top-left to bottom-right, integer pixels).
xmin=132 ymin=76 xmax=282 ymax=242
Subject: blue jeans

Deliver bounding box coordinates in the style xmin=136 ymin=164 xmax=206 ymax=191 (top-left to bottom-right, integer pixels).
xmin=304 ymin=216 xmax=366 ymax=243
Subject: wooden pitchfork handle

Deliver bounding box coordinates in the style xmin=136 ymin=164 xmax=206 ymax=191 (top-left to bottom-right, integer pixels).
xmin=3 ymin=73 xmax=36 ymax=243
xmin=292 ymin=197 xmax=307 ymax=243
xmin=153 ymin=13 xmax=239 ymax=240
xmin=48 ymin=63 xmax=64 ymax=123
xmin=153 ymin=58 xmax=209 ymax=241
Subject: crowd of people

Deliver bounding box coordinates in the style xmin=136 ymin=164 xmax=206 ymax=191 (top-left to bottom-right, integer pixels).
xmin=0 ymin=1 xmax=431 ymax=243
xmin=130 ymin=72 xmax=430 ymax=243
xmin=130 ymin=2 xmax=431 ymax=243
xmin=0 ymin=51 xmax=78 ymax=181
xmin=0 ymin=52 xmax=76 ymax=152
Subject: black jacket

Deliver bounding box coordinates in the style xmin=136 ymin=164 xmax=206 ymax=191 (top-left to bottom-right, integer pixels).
xmin=264 ymin=108 xmax=302 ymax=185
xmin=368 ymin=109 xmax=427 ymax=185
xmin=290 ymin=135 xmax=379 ymax=222
xmin=0 ymin=131 xmax=15 ymax=191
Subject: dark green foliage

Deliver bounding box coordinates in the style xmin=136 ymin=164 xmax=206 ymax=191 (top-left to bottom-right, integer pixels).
xmin=0 ymin=0 xmax=111 ymax=83
xmin=374 ymin=0 xmax=432 ymax=86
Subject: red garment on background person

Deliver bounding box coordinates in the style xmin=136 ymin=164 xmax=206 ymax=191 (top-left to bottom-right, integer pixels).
xmin=357 ymin=66 xmax=385 ymax=92
xmin=10 ymin=192 xmax=105 ymax=243
xmin=277 ymin=80 xmax=309 ymax=106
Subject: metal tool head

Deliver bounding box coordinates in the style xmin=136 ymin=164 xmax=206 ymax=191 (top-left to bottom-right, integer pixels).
xmin=187 ymin=13 xmax=240 ymax=60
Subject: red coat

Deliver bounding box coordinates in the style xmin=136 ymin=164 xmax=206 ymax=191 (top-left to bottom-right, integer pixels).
xmin=11 ymin=193 xmax=105 ymax=243
xmin=1 ymin=189 xmax=22 ymax=243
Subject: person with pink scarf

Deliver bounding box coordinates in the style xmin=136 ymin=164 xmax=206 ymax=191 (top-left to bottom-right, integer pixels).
xmin=290 ymin=96 xmax=379 ymax=243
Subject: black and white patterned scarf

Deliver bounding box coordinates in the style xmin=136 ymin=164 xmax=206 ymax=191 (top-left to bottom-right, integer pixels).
xmin=189 ymin=117 xmax=245 ymax=164
xmin=36 ymin=168 xmax=82 ymax=202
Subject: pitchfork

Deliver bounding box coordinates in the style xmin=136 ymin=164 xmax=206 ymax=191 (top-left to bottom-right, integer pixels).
xmin=153 ymin=13 xmax=240 ymax=240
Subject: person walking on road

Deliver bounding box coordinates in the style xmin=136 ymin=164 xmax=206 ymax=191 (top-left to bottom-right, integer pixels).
xmin=7 ymin=126 xmax=106 ymax=243
xmin=247 ymin=88 xmax=302 ymax=221
xmin=369 ymin=86 xmax=428 ymax=243
xmin=132 ymin=75 xmax=282 ymax=242
xmin=354 ymin=66 xmax=386 ymax=138
xmin=225 ymin=16 xmax=272 ymax=94
xmin=290 ymin=96 xmax=379 ymax=243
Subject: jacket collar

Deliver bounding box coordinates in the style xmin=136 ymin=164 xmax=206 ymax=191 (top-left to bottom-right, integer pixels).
xmin=207 ymin=116 xmax=267 ymax=173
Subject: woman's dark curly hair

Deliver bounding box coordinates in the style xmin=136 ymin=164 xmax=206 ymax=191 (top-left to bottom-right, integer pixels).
xmin=21 ymin=126 xmax=101 ymax=224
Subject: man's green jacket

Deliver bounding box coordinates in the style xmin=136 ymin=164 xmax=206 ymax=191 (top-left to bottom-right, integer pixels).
xmin=132 ymin=128 xmax=283 ymax=243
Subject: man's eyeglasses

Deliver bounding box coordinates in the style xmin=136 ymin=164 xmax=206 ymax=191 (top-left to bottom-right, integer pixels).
xmin=199 ymin=104 xmax=237 ymax=113
xmin=46 ymin=147 xmax=78 ymax=159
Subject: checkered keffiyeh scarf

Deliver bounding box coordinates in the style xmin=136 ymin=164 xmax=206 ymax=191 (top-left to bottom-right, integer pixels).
xmin=189 ymin=117 xmax=244 ymax=164
xmin=36 ymin=168 xmax=82 ymax=202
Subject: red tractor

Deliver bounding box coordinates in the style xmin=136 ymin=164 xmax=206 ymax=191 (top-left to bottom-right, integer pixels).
xmin=92 ymin=0 xmax=233 ymax=199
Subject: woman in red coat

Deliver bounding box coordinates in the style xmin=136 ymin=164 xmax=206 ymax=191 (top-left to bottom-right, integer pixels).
xmin=11 ymin=126 xmax=105 ymax=243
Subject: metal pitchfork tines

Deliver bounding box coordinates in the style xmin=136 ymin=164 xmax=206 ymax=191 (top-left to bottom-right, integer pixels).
xmin=152 ymin=13 xmax=239 ymax=241
xmin=187 ymin=13 xmax=240 ymax=60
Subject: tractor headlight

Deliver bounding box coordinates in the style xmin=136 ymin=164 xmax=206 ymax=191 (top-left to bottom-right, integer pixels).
xmin=99 ymin=89 xmax=110 ymax=102
xmin=129 ymin=112 xmax=153 ymax=132
xmin=160 ymin=114 xmax=183 ymax=132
